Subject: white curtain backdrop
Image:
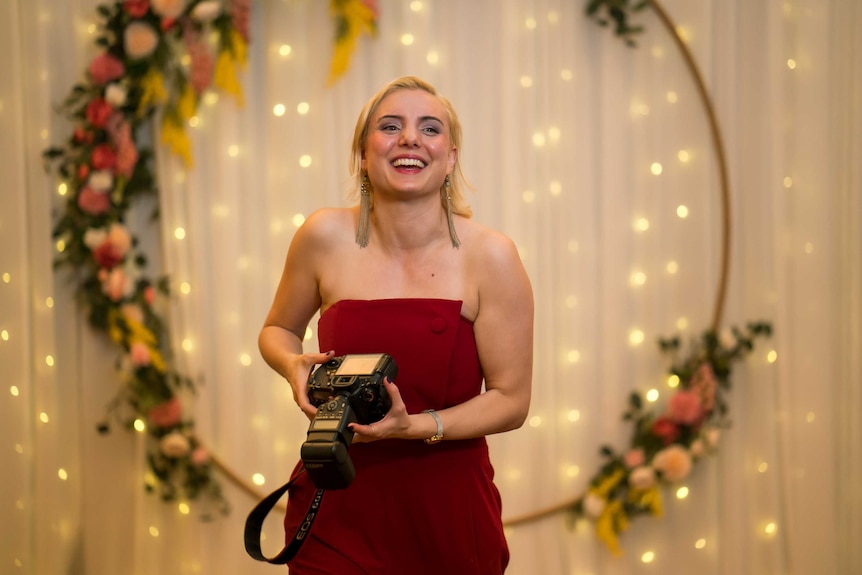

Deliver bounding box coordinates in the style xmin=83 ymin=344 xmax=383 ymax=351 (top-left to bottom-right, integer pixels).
xmin=2 ymin=0 xmax=860 ymax=574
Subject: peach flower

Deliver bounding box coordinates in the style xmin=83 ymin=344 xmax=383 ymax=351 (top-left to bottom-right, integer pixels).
xmin=130 ymin=342 xmax=151 ymax=366
xmin=124 ymin=21 xmax=159 ymax=59
xmin=104 ymin=83 xmax=128 ymax=108
xmin=160 ymin=431 xmax=190 ymax=458
xmin=102 ymin=268 xmax=129 ymax=301
xmin=151 ymin=0 xmax=187 ymax=19
xmin=582 ymin=492 xmax=606 ymax=519
xmin=191 ymin=0 xmax=220 ymax=22
xmin=628 ymin=466 xmax=656 ymax=490
xmin=107 ymin=223 xmax=132 ymax=256
xmin=83 ymin=227 xmax=108 ymax=250
xmin=120 ymin=303 xmax=144 ymax=324
xmin=653 ymin=445 xmax=693 ymax=482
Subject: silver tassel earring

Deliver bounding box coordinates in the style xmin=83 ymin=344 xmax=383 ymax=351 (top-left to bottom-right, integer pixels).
xmin=445 ymin=175 xmax=461 ymax=248
xmin=356 ymin=173 xmax=371 ymax=247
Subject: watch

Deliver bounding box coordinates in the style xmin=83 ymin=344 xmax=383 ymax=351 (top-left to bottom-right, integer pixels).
xmin=423 ymin=409 xmax=443 ymax=444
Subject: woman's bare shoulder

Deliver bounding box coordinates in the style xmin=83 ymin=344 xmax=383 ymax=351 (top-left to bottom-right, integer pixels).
xmin=293 ymin=207 xmax=356 ymax=248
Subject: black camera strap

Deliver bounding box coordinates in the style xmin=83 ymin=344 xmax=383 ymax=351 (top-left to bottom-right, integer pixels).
xmin=243 ymin=468 xmax=326 ymax=564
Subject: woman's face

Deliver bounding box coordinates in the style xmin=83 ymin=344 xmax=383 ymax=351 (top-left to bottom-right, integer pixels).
xmin=362 ymin=88 xmax=457 ymax=199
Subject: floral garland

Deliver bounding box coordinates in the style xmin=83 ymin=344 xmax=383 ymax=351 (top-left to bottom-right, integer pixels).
xmin=570 ymin=323 xmax=772 ymax=554
xmin=43 ymin=0 xmax=251 ymax=519
xmin=42 ymin=0 xmax=380 ymax=519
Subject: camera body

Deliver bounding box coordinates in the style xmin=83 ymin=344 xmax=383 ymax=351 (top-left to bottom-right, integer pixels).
xmin=301 ymin=353 xmax=397 ymax=489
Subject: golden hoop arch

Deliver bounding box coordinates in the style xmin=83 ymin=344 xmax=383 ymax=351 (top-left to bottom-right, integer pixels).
xmin=207 ymin=0 xmax=733 ymax=528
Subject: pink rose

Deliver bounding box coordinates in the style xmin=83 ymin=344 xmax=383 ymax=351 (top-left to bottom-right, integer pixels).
xmin=668 ymin=390 xmax=704 ymax=426
xmin=623 ymin=448 xmax=645 ymax=469
xmin=191 ymin=446 xmax=210 ymax=466
xmin=124 ymin=21 xmax=159 ymax=59
xmin=107 ymin=223 xmax=132 ymax=256
xmin=148 ymin=396 xmax=182 ymax=427
xmin=77 ymin=164 xmax=90 ymax=182
xmin=102 ymin=268 xmax=128 ymax=301
xmin=77 ymin=187 xmax=111 ymax=215
xmin=85 ymin=98 xmax=113 ymax=129
xmin=130 ymin=342 xmax=152 ymax=366
xmin=88 ymin=52 xmax=125 ymax=85
xmin=143 ymin=285 xmax=156 ymax=305
xmin=91 ymin=144 xmax=117 ymax=171
xmin=653 ymin=445 xmax=693 ymax=482
xmin=651 ymin=416 xmax=681 ymax=445
xmin=690 ymin=363 xmax=717 ymax=412
xmin=123 ymin=0 xmax=150 ymax=18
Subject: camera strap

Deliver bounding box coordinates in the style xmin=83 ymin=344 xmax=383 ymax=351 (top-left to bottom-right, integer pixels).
xmin=243 ymin=468 xmax=326 ymax=564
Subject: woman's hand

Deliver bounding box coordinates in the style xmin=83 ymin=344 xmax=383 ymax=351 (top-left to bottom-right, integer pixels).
xmin=348 ymin=378 xmax=411 ymax=442
xmin=285 ymin=350 xmax=335 ymax=420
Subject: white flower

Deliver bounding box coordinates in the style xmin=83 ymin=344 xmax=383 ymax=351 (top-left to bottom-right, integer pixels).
xmin=705 ymin=427 xmax=721 ymax=450
xmin=628 ymin=466 xmax=656 ymax=490
xmin=124 ymin=21 xmax=159 ymax=60
xmin=151 ymin=0 xmax=188 ymax=19
xmin=83 ymin=228 xmax=108 ymax=249
xmin=160 ymin=431 xmax=191 ymax=458
xmin=191 ymin=0 xmax=221 ymax=22
xmin=582 ymin=492 xmax=607 ymax=519
xmin=104 ymin=83 xmax=128 ymax=107
xmin=719 ymin=328 xmax=736 ymax=350
xmin=87 ymin=170 xmax=114 ymax=191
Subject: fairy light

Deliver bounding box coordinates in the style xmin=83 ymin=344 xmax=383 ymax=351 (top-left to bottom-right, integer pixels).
xmin=273 ymin=103 xmax=286 ymax=117
xmin=549 ymin=180 xmax=562 ymax=196
xmin=666 ymin=260 xmax=679 ymax=274
xmin=547 ymin=11 xmax=559 ymax=24
xmin=3 ymin=272 xmax=11 ymax=283
xmin=39 ymin=412 xmax=49 ymax=423
xmin=188 ymin=116 xmax=199 ymax=128
xmin=806 ymin=412 xmax=816 ymax=423
xmin=630 ymin=271 xmax=647 ymax=286
xmin=651 ymin=46 xmax=664 ymax=58
xmin=299 ymin=155 xmax=312 ymax=168
xmin=676 ymin=317 xmax=688 ymax=330
xmin=764 ymin=522 xmax=778 ymax=537
xmin=676 ymin=486 xmax=689 ymax=499
xmin=767 ymin=350 xmax=778 ymax=363
xmin=783 ymin=176 xmax=793 ymax=188
xmin=57 ymin=182 xmax=68 ymax=196
xmin=678 ymin=149 xmax=691 ymax=163
xmin=410 ymin=1 xmax=423 ymax=12
xmin=519 ymin=76 xmax=533 ymax=88
xmin=567 ymin=350 xmax=580 ymax=364
xmin=667 ymin=375 xmax=680 ymax=388
xmin=227 ymin=145 xmax=239 ymax=157
xmin=646 ymin=389 xmax=659 ymax=402
xmin=565 ymin=465 xmax=580 ymax=478
xmin=2 ymin=330 xmax=9 ymax=341
xmin=666 ymin=90 xmax=678 ymax=103
xmin=178 ymin=502 xmax=190 ymax=515
xmin=634 ymin=218 xmax=650 ymax=232
xmin=239 ymin=353 xmax=252 ymax=366
xmin=180 ymin=282 xmax=191 ymax=295
xmin=58 ymin=469 xmax=68 ymax=481
xmin=641 ymin=550 xmax=655 ymax=563
xmin=278 ymin=44 xmax=291 ymax=57
xmin=568 ymin=240 xmax=579 ymax=253
xmin=804 ymin=242 xmax=814 ymax=254
xmin=650 ymin=162 xmax=663 ymax=175
xmin=532 ymin=132 xmax=546 ymax=147
xmin=297 ymin=102 xmax=310 ymax=115
xmin=149 ymin=526 xmax=159 ymax=538
xmin=133 ymin=419 xmax=146 ymax=432
xmin=252 ymin=473 xmax=265 ymax=486
xmin=182 ymin=338 xmax=193 ymax=352
xmin=46 ymin=297 xmax=54 ymax=308
xmin=426 ymin=51 xmax=439 ymax=65
xmin=56 ymin=239 xmax=66 ymax=252
xmin=525 ymin=17 xmax=537 ymax=30
xmin=522 ymin=190 xmax=535 ymax=203
xmin=567 ymin=409 xmax=580 ymax=422
xmin=561 ymin=69 xmax=573 ymax=81
xmin=400 ymin=33 xmax=414 ymax=46
xmin=528 ymin=416 xmax=542 ymax=428
xmin=758 ymin=462 xmax=769 ymax=473
xmin=676 ymin=205 xmax=689 ymax=218
xmin=629 ymin=329 xmax=645 ymax=346
xmin=695 ymin=538 xmax=706 ymax=549
xmin=9 ymin=385 xmax=18 ymax=396
xmin=787 ymin=58 xmax=797 ymax=70
xmin=174 ymin=227 xmax=186 ymax=240
xmin=45 ymin=355 xmax=55 ymax=367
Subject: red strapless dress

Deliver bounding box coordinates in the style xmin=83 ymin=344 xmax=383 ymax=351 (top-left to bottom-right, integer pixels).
xmin=283 ymin=299 xmax=509 ymax=574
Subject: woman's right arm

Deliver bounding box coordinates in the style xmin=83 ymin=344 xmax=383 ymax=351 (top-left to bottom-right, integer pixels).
xmin=258 ymin=210 xmax=334 ymax=418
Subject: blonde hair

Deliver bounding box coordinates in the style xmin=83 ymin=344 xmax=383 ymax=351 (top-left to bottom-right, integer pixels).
xmin=348 ymin=76 xmax=473 ymax=218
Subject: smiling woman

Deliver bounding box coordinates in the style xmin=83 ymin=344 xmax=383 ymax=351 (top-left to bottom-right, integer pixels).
xmin=256 ymin=75 xmax=534 ymax=574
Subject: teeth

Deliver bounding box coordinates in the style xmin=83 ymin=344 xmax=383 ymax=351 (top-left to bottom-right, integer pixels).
xmin=392 ymin=158 xmax=425 ymax=168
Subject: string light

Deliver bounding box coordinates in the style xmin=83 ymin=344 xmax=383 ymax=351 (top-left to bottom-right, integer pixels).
xmin=667 ymin=375 xmax=680 ymax=388
xmin=273 ymin=103 xmax=285 ymax=117
xmin=525 ymin=17 xmax=537 ymax=30
xmin=676 ymin=486 xmax=689 ymax=499
xmin=695 ymin=538 xmax=706 ymax=549
xmin=650 ymin=162 xmax=663 ymax=175
xmin=641 ymin=550 xmax=655 ymax=563
xmin=426 ymin=51 xmax=439 ymax=65
xmin=277 ymin=44 xmax=291 ymax=57
xmin=629 ymin=329 xmax=645 ymax=346
xmin=567 ymin=409 xmax=580 ymax=422
xmin=758 ymin=462 xmax=769 ymax=473
xmin=634 ymin=218 xmax=650 ymax=232
xmin=519 ymin=76 xmax=533 ymax=88
xmin=528 ymin=416 xmax=542 ymax=428
xmin=400 ymin=33 xmax=414 ymax=46
xmin=645 ymin=389 xmax=659 ymax=402
xmin=409 ymin=1 xmax=423 ymax=12
xmin=767 ymin=350 xmax=778 ymax=363
xmin=297 ymin=102 xmax=310 ymax=115
xmin=299 ymin=155 xmax=312 ymax=168
xmin=252 ymin=473 xmax=265 ymax=486
xmin=133 ymin=419 xmax=146 ymax=432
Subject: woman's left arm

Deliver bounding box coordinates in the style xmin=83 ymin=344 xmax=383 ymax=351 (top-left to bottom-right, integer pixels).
xmin=351 ymin=230 xmax=534 ymax=442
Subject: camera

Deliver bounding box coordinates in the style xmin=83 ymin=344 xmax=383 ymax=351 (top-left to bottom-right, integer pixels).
xmin=300 ymin=353 xmax=397 ymax=489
